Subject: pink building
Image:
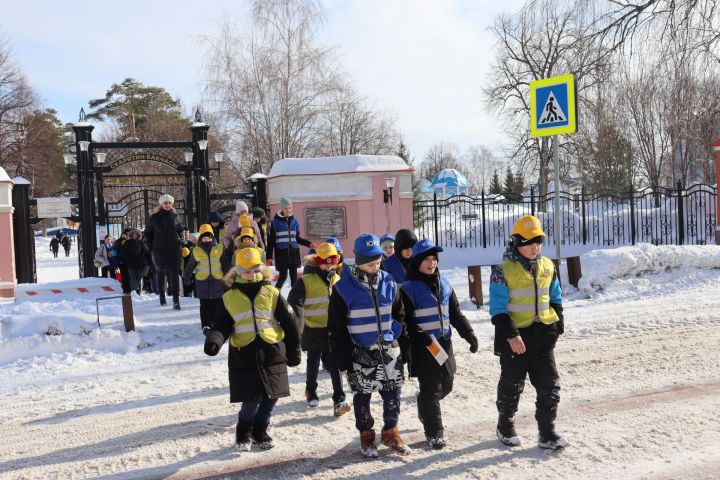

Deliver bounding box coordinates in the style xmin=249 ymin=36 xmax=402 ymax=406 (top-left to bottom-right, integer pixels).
xmin=267 ymin=155 xmax=414 ymax=260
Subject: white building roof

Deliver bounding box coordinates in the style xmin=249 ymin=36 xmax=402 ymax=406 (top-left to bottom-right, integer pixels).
xmin=268 ymin=155 xmax=412 ymax=178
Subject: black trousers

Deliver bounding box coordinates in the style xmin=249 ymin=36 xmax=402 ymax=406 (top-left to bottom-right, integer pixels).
xmin=199 ymin=298 xmax=222 ymax=330
xmin=417 ymin=361 xmax=455 ymax=436
xmin=156 ymin=268 xmax=180 ymax=305
xmin=275 ymin=266 xmax=298 ymax=289
xmin=119 ymin=264 xmax=131 ymax=294
xmin=496 ymin=340 xmax=560 ymax=425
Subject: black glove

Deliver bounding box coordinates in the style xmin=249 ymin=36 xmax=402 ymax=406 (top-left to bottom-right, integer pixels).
xmin=551 ymin=304 xmax=564 ymax=335
xmin=203 ymin=331 xmax=224 ymax=356
xmin=287 ymin=349 xmax=301 ymax=367
xmin=466 ymin=333 xmax=479 ymax=353
xmin=556 ymin=319 xmax=565 ymax=335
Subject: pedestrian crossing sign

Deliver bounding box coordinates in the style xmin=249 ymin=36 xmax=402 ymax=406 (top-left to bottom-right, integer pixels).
xmin=530 ymin=73 xmax=576 ymax=137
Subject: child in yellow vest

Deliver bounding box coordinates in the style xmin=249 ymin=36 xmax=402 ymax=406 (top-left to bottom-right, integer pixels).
xmin=288 ymin=242 xmax=351 ymax=416
xmin=204 ymin=248 xmax=301 ymax=452
xmin=489 ymin=215 xmax=566 ymax=450
xmin=183 ymin=224 xmax=229 ymax=335
xmin=233 ymin=226 xmax=266 ymax=263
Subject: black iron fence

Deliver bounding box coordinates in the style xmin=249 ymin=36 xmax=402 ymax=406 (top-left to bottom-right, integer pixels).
xmin=414 ymin=182 xmax=716 ymax=248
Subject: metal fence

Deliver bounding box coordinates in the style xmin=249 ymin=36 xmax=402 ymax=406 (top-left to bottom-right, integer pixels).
xmin=414 ymin=182 xmax=717 ymax=248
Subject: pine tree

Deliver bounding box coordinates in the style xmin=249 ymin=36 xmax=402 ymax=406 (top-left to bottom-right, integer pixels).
xmin=513 ymin=171 xmax=525 ymax=195
xmin=397 ymin=141 xmax=412 ymax=165
xmin=503 ymin=166 xmax=515 ymax=194
xmin=489 ymin=170 xmax=502 ymax=194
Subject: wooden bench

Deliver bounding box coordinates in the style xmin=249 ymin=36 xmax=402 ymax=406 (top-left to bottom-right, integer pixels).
xmin=467 ymin=256 xmax=582 ymax=309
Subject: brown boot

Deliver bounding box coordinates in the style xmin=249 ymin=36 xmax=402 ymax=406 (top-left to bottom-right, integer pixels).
xmin=381 ymin=426 xmax=412 ymax=455
xmin=360 ymin=429 xmax=378 ymax=458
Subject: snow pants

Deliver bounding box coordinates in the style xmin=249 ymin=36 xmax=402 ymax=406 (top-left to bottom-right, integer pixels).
xmin=417 ymin=363 xmax=454 ymax=437
xmin=496 ymin=336 xmax=560 ymax=425
xmin=353 ymin=388 xmax=401 ymax=432
xmin=306 ymin=350 xmax=345 ymax=403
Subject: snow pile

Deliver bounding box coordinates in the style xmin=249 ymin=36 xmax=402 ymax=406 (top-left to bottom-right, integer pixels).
xmin=268 ymin=155 xmax=412 ymax=177
xmin=577 ymin=243 xmax=720 ymax=290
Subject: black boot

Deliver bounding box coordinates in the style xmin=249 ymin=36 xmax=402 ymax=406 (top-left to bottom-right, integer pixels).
xmin=235 ymin=420 xmax=253 ymax=451
xmin=159 ymin=295 xmax=167 ymax=306
xmin=252 ymin=422 xmax=274 ymax=450
xmin=538 ymin=422 xmax=567 ymax=450
xmin=497 ymin=415 xmax=522 ymax=446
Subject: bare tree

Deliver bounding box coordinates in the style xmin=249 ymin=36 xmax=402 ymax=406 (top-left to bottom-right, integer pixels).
xmin=419 ymin=141 xmax=467 ymax=181
xmin=320 ymin=83 xmax=399 ymax=156
xmin=203 ymin=0 xmax=343 ymax=174
xmin=0 ymin=36 xmax=36 ymax=173
xmin=462 ymin=145 xmax=502 ymax=192
xmin=484 ymin=0 xmax=612 ymax=195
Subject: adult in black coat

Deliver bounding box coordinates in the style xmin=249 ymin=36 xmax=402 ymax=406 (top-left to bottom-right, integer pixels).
xmin=61 ymin=234 xmax=72 ymax=257
xmin=144 ymin=194 xmax=184 ymax=308
xmin=120 ymin=229 xmax=148 ymax=293
xmin=49 ymin=236 xmax=60 ymax=258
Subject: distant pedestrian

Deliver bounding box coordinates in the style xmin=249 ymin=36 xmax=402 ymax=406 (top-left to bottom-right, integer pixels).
xmin=61 ymin=234 xmax=72 ymax=257
xmin=94 ymin=240 xmax=109 ymax=272
xmin=49 ymin=236 xmax=60 ymax=258
xmin=266 ymin=197 xmax=315 ymax=289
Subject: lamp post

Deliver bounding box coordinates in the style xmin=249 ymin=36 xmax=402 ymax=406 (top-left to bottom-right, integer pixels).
xmin=95 ymin=152 xmax=107 ymax=232
xmin=183 ymin=151 xmax=196 ymax=231
xmin=383 ymin=177 xmax=396 ymax=233
xmin=72 ymin=112 xmax=98 ymax=278
xmin=190 ymin=110 xmax=210 ymax=226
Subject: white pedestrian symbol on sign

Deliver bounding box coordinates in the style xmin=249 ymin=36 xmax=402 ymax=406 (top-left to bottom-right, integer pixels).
xmin=539 ymin=91 xmax=566 ymax=124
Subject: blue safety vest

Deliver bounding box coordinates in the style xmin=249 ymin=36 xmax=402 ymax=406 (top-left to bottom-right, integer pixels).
xmin=401 ymin=276 xmax=453 ymax=338
xmin=335 ymin=270 xmax=401 ymax=347
xmin=381 ymin=255 xmax=406 ymax=283
xmin=272 ymin=216 xmax=299 ymax=249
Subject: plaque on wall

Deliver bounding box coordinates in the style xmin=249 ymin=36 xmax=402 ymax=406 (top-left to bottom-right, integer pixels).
xmin=304 ymin=207 xmax=347 ymax=238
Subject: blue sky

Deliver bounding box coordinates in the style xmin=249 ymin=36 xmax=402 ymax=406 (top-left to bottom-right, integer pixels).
xmin=0 ymin=0 xmax=526 ymax=162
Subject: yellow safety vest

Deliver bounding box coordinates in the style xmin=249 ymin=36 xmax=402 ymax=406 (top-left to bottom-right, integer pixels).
xmin=224 ymin=285 xmax=284 ymax=348
xmin=301 ymin=272 xmax=339 ymax=328
xmin=192 ymin=245 xmax=224 ymax=281
xmin=502 ymin=257 xmax=559 ymax=329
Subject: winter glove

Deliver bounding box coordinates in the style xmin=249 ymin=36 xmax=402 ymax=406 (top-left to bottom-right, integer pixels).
xmin=551 ymin=304 xmax=564 ymax=335
xmin=203 ymin=331 xmax=224 ymax=356
xmin=466 ymin=333 xmax=479 ymax=353
xmin=556 ymin=319 xmax=565 ymax=335
xmin=266 ymin=259 xmax=273 ymax=266
xmin=287 ymin=350 xmax=301 ymax=367
xmin=309 ymin=242 xmax=317 ymax=249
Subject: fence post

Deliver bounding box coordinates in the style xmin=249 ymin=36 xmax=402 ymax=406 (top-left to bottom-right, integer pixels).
xmin=677 ymin=180 xmax=685 ymax=245
xmin=481 ymin=189 xmax=487 ymax=248
xmin=629 ymin=181 xmax=636 ymax=245
xmin=433 ymin=191 xmax=439 ymax=246
xmin=581 ymin=184 xmax=587 ymax=245
xmin=530 ymin=186 xmax=535 ymax=216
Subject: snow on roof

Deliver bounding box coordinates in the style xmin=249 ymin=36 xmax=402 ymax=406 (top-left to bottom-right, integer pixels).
xmin=431 ymin=168 xmax=468 ymax=187
xmin=268 ymin=155 xmax=412 ymax=178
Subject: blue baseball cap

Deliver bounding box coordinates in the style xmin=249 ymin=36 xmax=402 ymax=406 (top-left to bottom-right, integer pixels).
xmin=379 ymin=233 xmax=395 ymax=246
xmin=353 ymin=233 xmax=384 ymax=258
xmin=412 ymin=238 xmax=443 ymax=258
xmin=325 ymin=236 xmax=343 ymax=253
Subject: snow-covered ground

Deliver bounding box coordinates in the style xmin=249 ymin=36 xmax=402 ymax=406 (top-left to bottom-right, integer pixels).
xmin=1 ymin=238 xmax=720 ymax=479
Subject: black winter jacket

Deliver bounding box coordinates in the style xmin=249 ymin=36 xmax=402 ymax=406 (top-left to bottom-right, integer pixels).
xmin=144 ymin=209 xmax=184 ymax=271
xmin=400 ymin=264 xmax=474 ymax=378
xmin=120 ymin=238 xmax=148 ymax=271
xmin=204 ymin=280 xmax=301 ymax=402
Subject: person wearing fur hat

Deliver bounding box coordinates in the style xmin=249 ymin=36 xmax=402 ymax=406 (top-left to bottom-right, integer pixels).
xmin=490 ymin=215 xmax=566 ymax=450
xmin=400 ymin=239 xmax=479 ymax=449
xmin=209 ymin=211 xmax=226 ymax=244
xmin=204 ymin=247 xmax=301 ymax=452
xmin=223 ymin=201 xmax=264 ymax=250
xmin=144 ymin=194 xmax=185 ymax=309
xmin=328 ymin=233 xmax=411 ymax=458
xmin=184 ymin=224 xmax=231 ymax=335
xmin=381 ymin=228 xmax=417 ymax=283
xmin=379 ymin=234 xmax=395 ymax=259
xmin=288 ymin=242 xmax=351 ymax=416
xmin=266 ymin=197 xmax=315 ymax=289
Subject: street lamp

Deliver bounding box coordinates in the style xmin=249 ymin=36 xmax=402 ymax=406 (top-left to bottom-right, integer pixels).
xmin=64 ymin=154 xmax=76 ymax=175
xmin=197 ymin=139 xmax=208 ymax=151
xmin=383 ymin=177 xmax=396 ymax=204
xmin=184 ymin=152 xmax=194 ymax=163
xmin=78 ymin=140 xmax=90 ymax=152
xmin=95 ymin=152 xmax=107 ymax=164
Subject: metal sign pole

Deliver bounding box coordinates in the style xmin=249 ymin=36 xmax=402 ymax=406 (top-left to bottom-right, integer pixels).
xmin=553 ymin=135 xmax=562 ymax=262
